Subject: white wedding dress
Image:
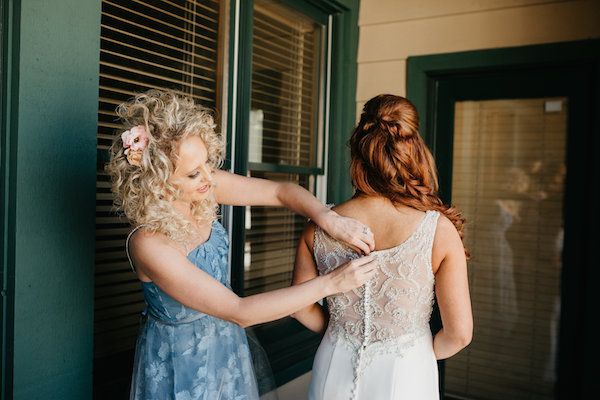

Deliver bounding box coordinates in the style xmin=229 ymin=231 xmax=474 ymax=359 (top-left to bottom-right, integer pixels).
xmin=309 ymin=211 xmax=441 ymax=400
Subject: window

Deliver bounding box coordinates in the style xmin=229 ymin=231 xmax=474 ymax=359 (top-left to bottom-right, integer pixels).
xmin=227 ymin=0 xmax=332 ymax=383
xmin=244 ymin=0 xmax=325 ymax=296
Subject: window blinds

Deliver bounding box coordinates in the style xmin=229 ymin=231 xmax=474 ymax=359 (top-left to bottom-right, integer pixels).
xmin=244 ymin=172 xmax=312 ymax=295
xmin=248 ymin=1 xmax=320 ymax=168
xmin=95 ymin=0 xmax=223 ymax=359
xmin=445 ymin=98 xmax=566 ymax=400
xmin=244 ymin=0 xmax=323 ymax=296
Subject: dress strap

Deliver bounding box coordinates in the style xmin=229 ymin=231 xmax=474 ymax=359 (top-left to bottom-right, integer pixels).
xmin=126 ymin=225 xmax=146 ymax=273
xmin=424 ymin=211 xmax=441 ymax=266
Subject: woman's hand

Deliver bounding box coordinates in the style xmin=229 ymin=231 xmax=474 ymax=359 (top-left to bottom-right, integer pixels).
xmin=316 ymin=209 xmax=376 ymax=255
xmin=324 ymin=256 xmax=378 ymax=295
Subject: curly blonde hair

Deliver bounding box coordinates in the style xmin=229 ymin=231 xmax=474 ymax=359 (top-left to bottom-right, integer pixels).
xmin=106 ymin=89 xmax=225 ymax=243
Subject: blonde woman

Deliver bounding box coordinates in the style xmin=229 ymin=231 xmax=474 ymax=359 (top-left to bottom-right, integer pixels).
xmin=106 ymin=89 xmax=378 ymax=400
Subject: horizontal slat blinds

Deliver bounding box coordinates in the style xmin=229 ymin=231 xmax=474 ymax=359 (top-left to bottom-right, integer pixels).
xmin=244 ymin=172 xmax=312 ymax=295
xmin=248 ymin=1 xmax=320 ymax=167
xmin=445 ymin=98 xmax=567 ymax=400
xmin=95 ymin=0 xmax=223 ymax=359
xmin=244 ymin=0 xmax=323 ymax=297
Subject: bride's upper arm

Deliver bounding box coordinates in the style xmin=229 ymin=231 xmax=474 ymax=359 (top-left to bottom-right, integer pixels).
xmin=433 ymin=216 xmax=473 ymax=340
xmin=292 ymin=222 xmax=319 ymax=286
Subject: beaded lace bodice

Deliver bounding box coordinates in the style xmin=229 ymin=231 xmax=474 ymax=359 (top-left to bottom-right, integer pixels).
xmin=314 ymin=210 xmax=440 ymax=392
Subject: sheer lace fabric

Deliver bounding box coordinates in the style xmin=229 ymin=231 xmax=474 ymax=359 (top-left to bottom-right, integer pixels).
xmin=312 ymin=210 xmax=440 ymax=398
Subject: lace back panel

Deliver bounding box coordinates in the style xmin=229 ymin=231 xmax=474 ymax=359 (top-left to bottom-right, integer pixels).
xmin=313 ymin=210 xmax=440 ymax=393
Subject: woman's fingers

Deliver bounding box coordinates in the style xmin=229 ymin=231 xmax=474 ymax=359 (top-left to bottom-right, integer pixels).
xmin=351 ymin=238 xmax=371 ymax=256
xmin=362 ymin=227 xmax=376 ymax=251
xmin=347 ymin=227 xmax=375 ymax=255
xmin=349 ymin=225 xmax=375 ymax=255
xmin=331 ymin=255 xmax=380 ymax=293
xmin=327 ymin=214 xmax=375 ymax=255
xmin=350 ymin=255 xmax=374 ymax=267
xmin=350 ymin=257 xmax=378 ymax=283
xmin=344 ymin=242 xmax=363 ymax=255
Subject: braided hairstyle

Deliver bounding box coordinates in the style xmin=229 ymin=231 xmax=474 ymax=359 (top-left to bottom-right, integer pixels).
xmin=349 ymin=94 xmax=469 ymax=257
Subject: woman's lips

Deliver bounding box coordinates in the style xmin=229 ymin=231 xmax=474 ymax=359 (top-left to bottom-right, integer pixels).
xmin=197 ymin=184 xmax=210 ymax=193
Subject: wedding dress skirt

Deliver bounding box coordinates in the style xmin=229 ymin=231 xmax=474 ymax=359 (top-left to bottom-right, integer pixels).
xmin=309 ymin=330 xmax=438 ymax=400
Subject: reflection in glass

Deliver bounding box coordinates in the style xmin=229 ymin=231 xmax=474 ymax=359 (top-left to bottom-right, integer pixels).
xmin=445 ymin=98 xmax=567 ymax=400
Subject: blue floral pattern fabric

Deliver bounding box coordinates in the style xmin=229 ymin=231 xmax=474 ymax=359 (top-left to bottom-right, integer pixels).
xmin=130 ymin=221 xmax=260 ymax=400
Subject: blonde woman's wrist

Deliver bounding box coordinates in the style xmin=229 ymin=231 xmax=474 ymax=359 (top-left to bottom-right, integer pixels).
xmin=312 ymin=208 xmax=337 ymax=232
xmin=319 ymin=273 xmax=338 ymax=297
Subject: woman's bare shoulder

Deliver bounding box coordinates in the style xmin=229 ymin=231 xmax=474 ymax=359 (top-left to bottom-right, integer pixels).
xmin=432 ymin=213 xmax=465 ymax=271
xmin=330 ymin=198 xmax=372 ymax=219
xmin=433 ymin=213 xmax=462 ymax=248
xmin=129 ymin=227 xmax=174 ymax=256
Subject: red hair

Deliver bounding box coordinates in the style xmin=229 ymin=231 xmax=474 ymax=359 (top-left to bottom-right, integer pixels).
xmin=349 ymin=94 xmax=468 ymax=257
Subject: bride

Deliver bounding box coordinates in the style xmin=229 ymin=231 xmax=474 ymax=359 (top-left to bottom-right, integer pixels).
xmin=291 ymin=94 xmax=473 ymax=400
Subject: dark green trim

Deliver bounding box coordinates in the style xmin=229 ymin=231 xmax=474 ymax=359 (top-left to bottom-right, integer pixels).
xmin=407 ymin=39 xmax=600 ymax=144
xmin=229 ymin=0 xmax=254 ymax=296
xmin=407 ymin=39 xmax=600 ymax=400
xmin=0 ymin=0 xmax=19 ymax=398
xmin=280 ymin=0 xmax=329 ymax=25
xmin=325 ymin=0 xmax=359 ymax=203
xmin=223 ymin=0 xmax=236 ymax=171
xmin=248 ymin=162 xmax=323 ymax=175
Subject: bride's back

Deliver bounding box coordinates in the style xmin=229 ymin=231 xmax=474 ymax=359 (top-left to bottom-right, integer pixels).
xmin=312 ymin=196 xmax=440 ymax=368
xmin=332 ymin=197 xmax=431 ymax=251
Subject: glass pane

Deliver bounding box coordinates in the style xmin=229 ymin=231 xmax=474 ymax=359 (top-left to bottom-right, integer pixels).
xmin=250 ymin=0 xmax=322 ymax=167
xmin=446 ymin=98 xmax=567 ymax=400
xmin=243 ymin=171 xmax=313 ymax=295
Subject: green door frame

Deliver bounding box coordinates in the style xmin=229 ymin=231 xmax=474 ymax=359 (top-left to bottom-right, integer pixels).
xmin=0 ymin=0 xmax=18 ymax=398
xmin=407 ymin=39 xmax=600 ymax=399
xmin=226 ymin=0 xmax=360 ymax=385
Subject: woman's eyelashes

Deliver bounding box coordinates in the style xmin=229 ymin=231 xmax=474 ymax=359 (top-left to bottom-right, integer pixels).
xmin=187 ymin=162 xmax=214 ymax=180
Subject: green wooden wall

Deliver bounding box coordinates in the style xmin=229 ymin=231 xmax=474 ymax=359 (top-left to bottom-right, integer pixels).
xmin=2 ymin=0 xmax=100 ymax=398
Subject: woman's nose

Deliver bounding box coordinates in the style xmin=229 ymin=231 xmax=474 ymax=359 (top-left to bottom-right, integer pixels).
xmin=200 ymin=165 xmax=212 ymax=181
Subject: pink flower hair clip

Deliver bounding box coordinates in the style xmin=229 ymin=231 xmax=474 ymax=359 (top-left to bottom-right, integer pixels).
xmin=121 ymin=125 xmax=149 ymax=166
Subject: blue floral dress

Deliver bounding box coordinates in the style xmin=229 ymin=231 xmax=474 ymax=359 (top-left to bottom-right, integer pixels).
xmin=128 ymin=220 xmax=260 ymax=400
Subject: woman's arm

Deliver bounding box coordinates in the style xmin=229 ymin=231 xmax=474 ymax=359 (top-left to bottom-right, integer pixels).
xmin=130 ymin=232 xmax=377 ymax=328
xmin=213 ymin=169 xmax=375 ymax=255
xmin=432 ymin=216 xmax=473 ymax=360
xmin=290 ymin=223 xmax=328 ymax=334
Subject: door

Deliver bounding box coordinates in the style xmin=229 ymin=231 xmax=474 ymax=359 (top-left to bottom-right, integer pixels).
xmin=411 ymin=45 xmax=599 ymax=400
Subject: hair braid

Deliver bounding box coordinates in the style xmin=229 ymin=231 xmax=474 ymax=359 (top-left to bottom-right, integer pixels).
xmin=350 ymin=94 xmax=469 ymax=258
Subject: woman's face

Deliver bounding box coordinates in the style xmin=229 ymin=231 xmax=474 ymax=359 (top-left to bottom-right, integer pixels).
xmin=169 ymin=135 xmax=214 ymax=203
